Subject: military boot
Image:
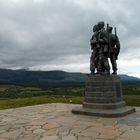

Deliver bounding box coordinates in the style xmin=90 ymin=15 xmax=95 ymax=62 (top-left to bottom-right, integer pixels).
xmin=112 ymin=70 xmax=117 ymax=75
xmin=91 ymin=69 xmax=95 ymax=74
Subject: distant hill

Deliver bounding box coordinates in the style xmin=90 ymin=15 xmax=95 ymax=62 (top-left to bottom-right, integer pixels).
xmin=119 ymin=74 xmax=140 ymax=81
xmin=0 ymin=69 xmax=139 ymax=87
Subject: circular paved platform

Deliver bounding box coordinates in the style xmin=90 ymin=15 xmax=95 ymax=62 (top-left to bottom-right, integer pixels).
xmin=0 ymin=103 xmax=140 ymax=140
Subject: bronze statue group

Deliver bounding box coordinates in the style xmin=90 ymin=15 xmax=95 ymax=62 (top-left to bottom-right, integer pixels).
xmin=90 ymin=21 xmax=120 ymax=75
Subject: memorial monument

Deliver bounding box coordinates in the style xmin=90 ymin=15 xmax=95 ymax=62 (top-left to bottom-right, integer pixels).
xmin=72 ymin=21 xmax=135 ymax=117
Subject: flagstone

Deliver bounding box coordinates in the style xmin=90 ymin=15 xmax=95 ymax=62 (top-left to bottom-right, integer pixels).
xmin=0 ymin=104 xmax=139 ymax=140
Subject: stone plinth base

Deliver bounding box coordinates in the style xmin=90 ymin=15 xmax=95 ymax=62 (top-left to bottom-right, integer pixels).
xmin=72 ymin=106 xmax=135 ymax=117
xmin=72 ymin=75 xmax=135 ymax=117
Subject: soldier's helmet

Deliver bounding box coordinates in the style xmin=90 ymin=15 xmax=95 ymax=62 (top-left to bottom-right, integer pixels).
xmin=107 ymin=26 xmax=113 ymax=33
xmin=93 ymin=25 xmax=98 ymax=32
xmin=97 ymin=21 xmax=104 ymax=29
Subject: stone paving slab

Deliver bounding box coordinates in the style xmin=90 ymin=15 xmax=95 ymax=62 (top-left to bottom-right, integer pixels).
xmin=0 ymin=103 xmax=140 ymax=140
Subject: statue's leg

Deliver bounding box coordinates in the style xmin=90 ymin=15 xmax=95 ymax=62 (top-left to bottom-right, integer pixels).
xmin=103 ymin=53 xmax=110 ymax=74
xmin=110 ymin=53 xmax=117 ymax=74
xmin=90 ymin=52 xmax=95 ymax=74
xmin=97 ymin=53 xmax=103 ymax=74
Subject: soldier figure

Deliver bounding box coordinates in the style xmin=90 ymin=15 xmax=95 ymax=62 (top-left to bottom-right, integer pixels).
xmin=96 ymin=21 xmax=110 ymax=74
xmin=107 ymin=26 xmax=120 ymax=74
xmin=90 ymin=25 xmax=99 ymax=74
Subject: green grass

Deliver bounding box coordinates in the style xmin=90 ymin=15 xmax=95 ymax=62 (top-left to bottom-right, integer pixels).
xmin=0 ymin=85 xmax=84 ymax=98
xmin=0 ymin=95 xmax=140 ymax=110
xmin=0 ymin=96 xmax=84 ymax=110
xmin=123 ymin=95 xmax=140 ymax=106
xmin=0 ymin=84 xmax=140 ymax=110
xmin=123 ymin=84 xmax=140 ymax=95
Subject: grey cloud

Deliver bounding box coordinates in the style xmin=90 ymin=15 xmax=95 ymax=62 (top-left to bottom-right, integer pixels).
xmin=0 ymin=0 xmax=139 ymax=76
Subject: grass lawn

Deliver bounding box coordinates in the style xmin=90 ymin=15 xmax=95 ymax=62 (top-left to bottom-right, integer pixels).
xmin=0 ymin=96 xmax=84 ymax=110
xmin=0 ymin=95 xmax=140 ymax=110
xmin=123 ymin=95 xmax=140 ymax=106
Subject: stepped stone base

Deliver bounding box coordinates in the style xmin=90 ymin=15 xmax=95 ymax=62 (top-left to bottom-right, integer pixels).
xmin=83 ymin=101 xmax=126 ymax=109
xmin=72 ymin=106 xmax=135 ymax=117
xmin=72 ymin=75 xmax=135 ymax=117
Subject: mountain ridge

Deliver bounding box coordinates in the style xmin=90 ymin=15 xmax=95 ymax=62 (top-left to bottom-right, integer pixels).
xmin=0 ymin=68 xmax=139 ymax=86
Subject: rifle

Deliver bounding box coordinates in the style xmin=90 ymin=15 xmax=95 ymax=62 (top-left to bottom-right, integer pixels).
xmin=107 ymin=24 xmax=111 ymax=57
xmin=114 ymin=27 xmax=117 ymax=37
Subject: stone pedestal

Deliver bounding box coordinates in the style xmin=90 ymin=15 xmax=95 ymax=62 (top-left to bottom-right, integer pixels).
xmin=72 ymin=75 xmax=135 ymax=117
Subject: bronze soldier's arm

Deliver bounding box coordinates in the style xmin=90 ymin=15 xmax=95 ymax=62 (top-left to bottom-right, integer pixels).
xmin=90 ymin=35 xmax=97 ymax=50
xmin=99 ymin=30 xmax=108 ymax=44
xmin=90 ymin=34 xmax=99 ymax=50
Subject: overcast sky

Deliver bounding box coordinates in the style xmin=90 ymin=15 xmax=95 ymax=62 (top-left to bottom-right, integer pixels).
xmin=0 ymin=0 xmax=140 ymax=77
